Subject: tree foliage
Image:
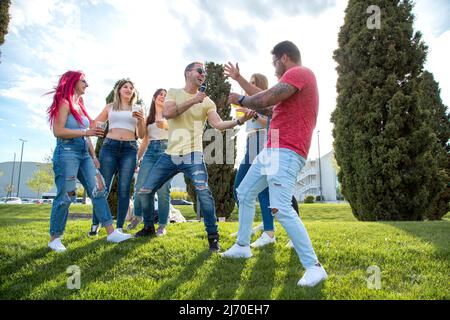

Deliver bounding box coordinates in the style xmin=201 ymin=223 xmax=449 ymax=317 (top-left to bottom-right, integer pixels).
xmin=0 ymin=0 xmax=11 ymax=62
xmin=331 ymin=0 xmax=449 ymax=220
xmin=27 ymin=163 xmax=54 ymax=198
xmin=185 ymin=61 xmax=237 ymax=218
xmin=0 ymin=0 xmax=10 ymax=45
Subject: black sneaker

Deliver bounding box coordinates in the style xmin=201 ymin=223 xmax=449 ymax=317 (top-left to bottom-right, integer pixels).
xmin=88 ymin=224 xmax=100 ymax=237
xmin=134 ymin=225 xmax=156 ymax=238
xmin=208 ymin=233 xmax=220 ymax=252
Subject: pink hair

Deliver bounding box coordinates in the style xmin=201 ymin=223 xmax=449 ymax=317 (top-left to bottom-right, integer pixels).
xmin=47 ymin=70 xmax=91 ymax=127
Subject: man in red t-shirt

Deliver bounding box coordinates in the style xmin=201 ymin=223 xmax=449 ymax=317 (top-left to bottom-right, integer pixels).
xmin=222 ymin=41 xmax=327 ymax=287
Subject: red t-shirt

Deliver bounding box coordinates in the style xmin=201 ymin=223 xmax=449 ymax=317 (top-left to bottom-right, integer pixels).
xmin=267 ymin=66 xmax=319 ymax=159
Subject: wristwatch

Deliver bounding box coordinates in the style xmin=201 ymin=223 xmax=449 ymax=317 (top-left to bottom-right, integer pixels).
xmin=253 ymin=113 xmax=259 ymax=120
xmin=236 ymin=119 xmax=243 ymax=126
xmin=238 ymin=95 xmax=246 ymax=106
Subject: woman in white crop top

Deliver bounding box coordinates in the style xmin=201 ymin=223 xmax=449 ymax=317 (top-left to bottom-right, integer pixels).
xmin=94 ymin=80 xmax=146 ymax=141
xmin=89 ymin=79 xmax=146 ymax=234
xmin=127 ymin=88 xmax=173 ymax=236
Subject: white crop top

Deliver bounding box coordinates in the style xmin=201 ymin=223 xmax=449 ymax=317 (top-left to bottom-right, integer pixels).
xmin=108 ymin=107 xmax=137 ymax=132
xmin=147 ymin=123 xmax=169 ymax=140
xmin=246 ymin=116 xmax=265 ymax=132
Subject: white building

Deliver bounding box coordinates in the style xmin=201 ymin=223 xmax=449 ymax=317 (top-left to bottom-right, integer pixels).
xmin=294 ymin=151 xmax=342 ymax=202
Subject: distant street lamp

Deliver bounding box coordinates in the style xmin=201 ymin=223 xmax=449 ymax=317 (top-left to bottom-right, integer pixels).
xmin=16 ymin=139 xmax=27 ymax=197
xmin=317 ymin=131 xmax=323 ymax=202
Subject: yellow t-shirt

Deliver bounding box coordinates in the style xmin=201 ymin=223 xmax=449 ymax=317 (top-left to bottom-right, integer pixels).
xmin=165 ymin=88 xmax=216 ymax=155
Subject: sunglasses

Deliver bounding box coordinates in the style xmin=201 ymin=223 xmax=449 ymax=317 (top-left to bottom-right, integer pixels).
xmin=194 ymin=67 xmax=207 ymax=76
xmin=80 ymin=79 xmax=88 ymax=86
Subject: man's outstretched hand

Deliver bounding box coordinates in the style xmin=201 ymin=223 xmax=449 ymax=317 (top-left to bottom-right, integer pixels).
xmin=224 ymin=62 xmax=240 ymax=80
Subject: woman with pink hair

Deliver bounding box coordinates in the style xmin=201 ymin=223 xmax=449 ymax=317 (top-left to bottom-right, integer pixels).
xmin=47 ymin=70 xmax=132 ymax=252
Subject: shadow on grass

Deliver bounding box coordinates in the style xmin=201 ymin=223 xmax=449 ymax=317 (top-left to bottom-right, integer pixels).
xmin=0 ymin=238 xmax=102 ymax=299
xmin=238 ymin=246 xmax=276 ymax=299
xmin=0 ymin=246 xmax=51 ymax=291
xmin=38 ymin=239 xmax=148 ymax=300
xmin=0 ymin=236 xmax=145 ymax=299
xmin=276 ymin=250 xmax=325 ymax=300
xmin=151 ymin=251 xmax=213 ymax=299
xmin=185 ymin=253 xmax=248 ymax=300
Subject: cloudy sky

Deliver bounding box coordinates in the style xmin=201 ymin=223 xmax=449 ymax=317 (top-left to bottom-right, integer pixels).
xmin=0 ymin=0 xmax=449 ymax=165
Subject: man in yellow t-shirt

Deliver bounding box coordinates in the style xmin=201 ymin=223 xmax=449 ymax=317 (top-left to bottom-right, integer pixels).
xmin=135 ymin=61 xmax=255 ymax=252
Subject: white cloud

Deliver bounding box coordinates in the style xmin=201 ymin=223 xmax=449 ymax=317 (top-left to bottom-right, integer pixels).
xmin=9 ymin=0 xmax=58 ymax=34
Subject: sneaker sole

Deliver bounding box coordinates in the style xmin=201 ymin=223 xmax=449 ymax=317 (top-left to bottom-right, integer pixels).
xmin=297 ymin=274 xmax=328 ymax=287
xmin=251 ymin=241 xmax=276 ymax=248
xmin=107 ymin=237 xmax=132 ymax=243
xmin=220 ymin=253 xmax=252 ymax=259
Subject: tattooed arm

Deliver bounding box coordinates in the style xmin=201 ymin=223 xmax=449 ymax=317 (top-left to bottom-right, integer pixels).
xmin=228 ymin=82 xmax=298 ymax=112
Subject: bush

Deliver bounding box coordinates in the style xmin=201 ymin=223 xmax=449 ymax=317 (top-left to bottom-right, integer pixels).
xmin=316 ymin=195 xmax=324 ymax=202
xmin=170 ymin=190 xmax=191 ymax=201
xmin=304 ymin=195 xmax=315 ymax=204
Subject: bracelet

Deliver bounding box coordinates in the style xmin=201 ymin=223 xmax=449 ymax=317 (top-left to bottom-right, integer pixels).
xmin=253 ymin=113 xmax=259 ymax=120
xmin=82 ymin=128 xmax=87 ymax=136
xmin=236 ymin=119 xmax=242 ymax=126
xmin=175 ymin=104 xmax=180 ymax=115
xmin=238 ymin=95 xmax=246 ymax=106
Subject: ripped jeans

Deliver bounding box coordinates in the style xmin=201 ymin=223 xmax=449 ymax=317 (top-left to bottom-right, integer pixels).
xmin=236 ymin=148 xmax=319 ymax=269
xmin=137 ymin=152 xmax=218 ymax=235
xmin=49 ymin=137 xmax=114 ymax=237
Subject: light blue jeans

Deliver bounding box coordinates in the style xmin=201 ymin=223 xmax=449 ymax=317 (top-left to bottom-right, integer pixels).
xmin=50 ymin=137 xmax=114 ymax=237
xmin=236 ymin=148 xmax=319 ymax=269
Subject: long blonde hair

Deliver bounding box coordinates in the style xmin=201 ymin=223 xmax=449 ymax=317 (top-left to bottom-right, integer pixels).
xmin=111 ymin=78 xmax=138 ymax=111
xmin=251 ymin=73 xmax=269 ymax=90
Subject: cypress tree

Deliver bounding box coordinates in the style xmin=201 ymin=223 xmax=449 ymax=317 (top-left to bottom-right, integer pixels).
xmin=0 ymin=0 xmax=10 ymax=45
xmin=331 ymin=0 xmax=448 ymax=220
xmin=185 ymin=62 xmax=237 ymax=219
xmin=0 ymin=0 xmax=11 ymax=62
xmin=417 ymin=71 xmax=450 ymax=220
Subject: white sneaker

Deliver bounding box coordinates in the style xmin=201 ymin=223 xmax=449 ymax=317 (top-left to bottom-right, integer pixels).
xmin=251 ymin=232 xmax=276 ymax=248
xmin=251 ymin=223 xmax=264 ymax=235
xmin=48 ymin=238 xmax=66 ymax=253
xmin=286 ymin=239 xmax=294 ymax=248
xmin=116 ymin=228 xmax=123 ymax=233
xmin=220 ymin=243 xmax=252 ymax=259
xmin=107 ymin=229 xmax=132 ymax=243
xmin=297 ymin=265 xmax=328 ymax=287
xmin=229 ymin=223 xmax=264 ymax=238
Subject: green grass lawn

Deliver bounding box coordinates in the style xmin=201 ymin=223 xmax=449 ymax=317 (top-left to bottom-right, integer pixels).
xmin=0 ymin=203 xmax=449 ymax=300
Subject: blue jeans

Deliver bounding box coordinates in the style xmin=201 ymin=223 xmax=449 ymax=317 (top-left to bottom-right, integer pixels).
xmin=236 ymin=148 xmax=319 ymax=269
xmin=137 ymin=152 xmax=218 ymax=235
xmin=50 ymin=137 xmax=114 ymax=237
xmin=134 ymin=140 xmax=172 ymax=226
xmin=92 ymin=138 xmax=137 ymax=229
xmin=234 ymin=130 xmax=273 ymax=231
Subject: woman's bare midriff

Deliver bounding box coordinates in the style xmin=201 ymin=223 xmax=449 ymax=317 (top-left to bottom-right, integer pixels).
xmin=106 ymin=128 xmax=136 ymax=141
